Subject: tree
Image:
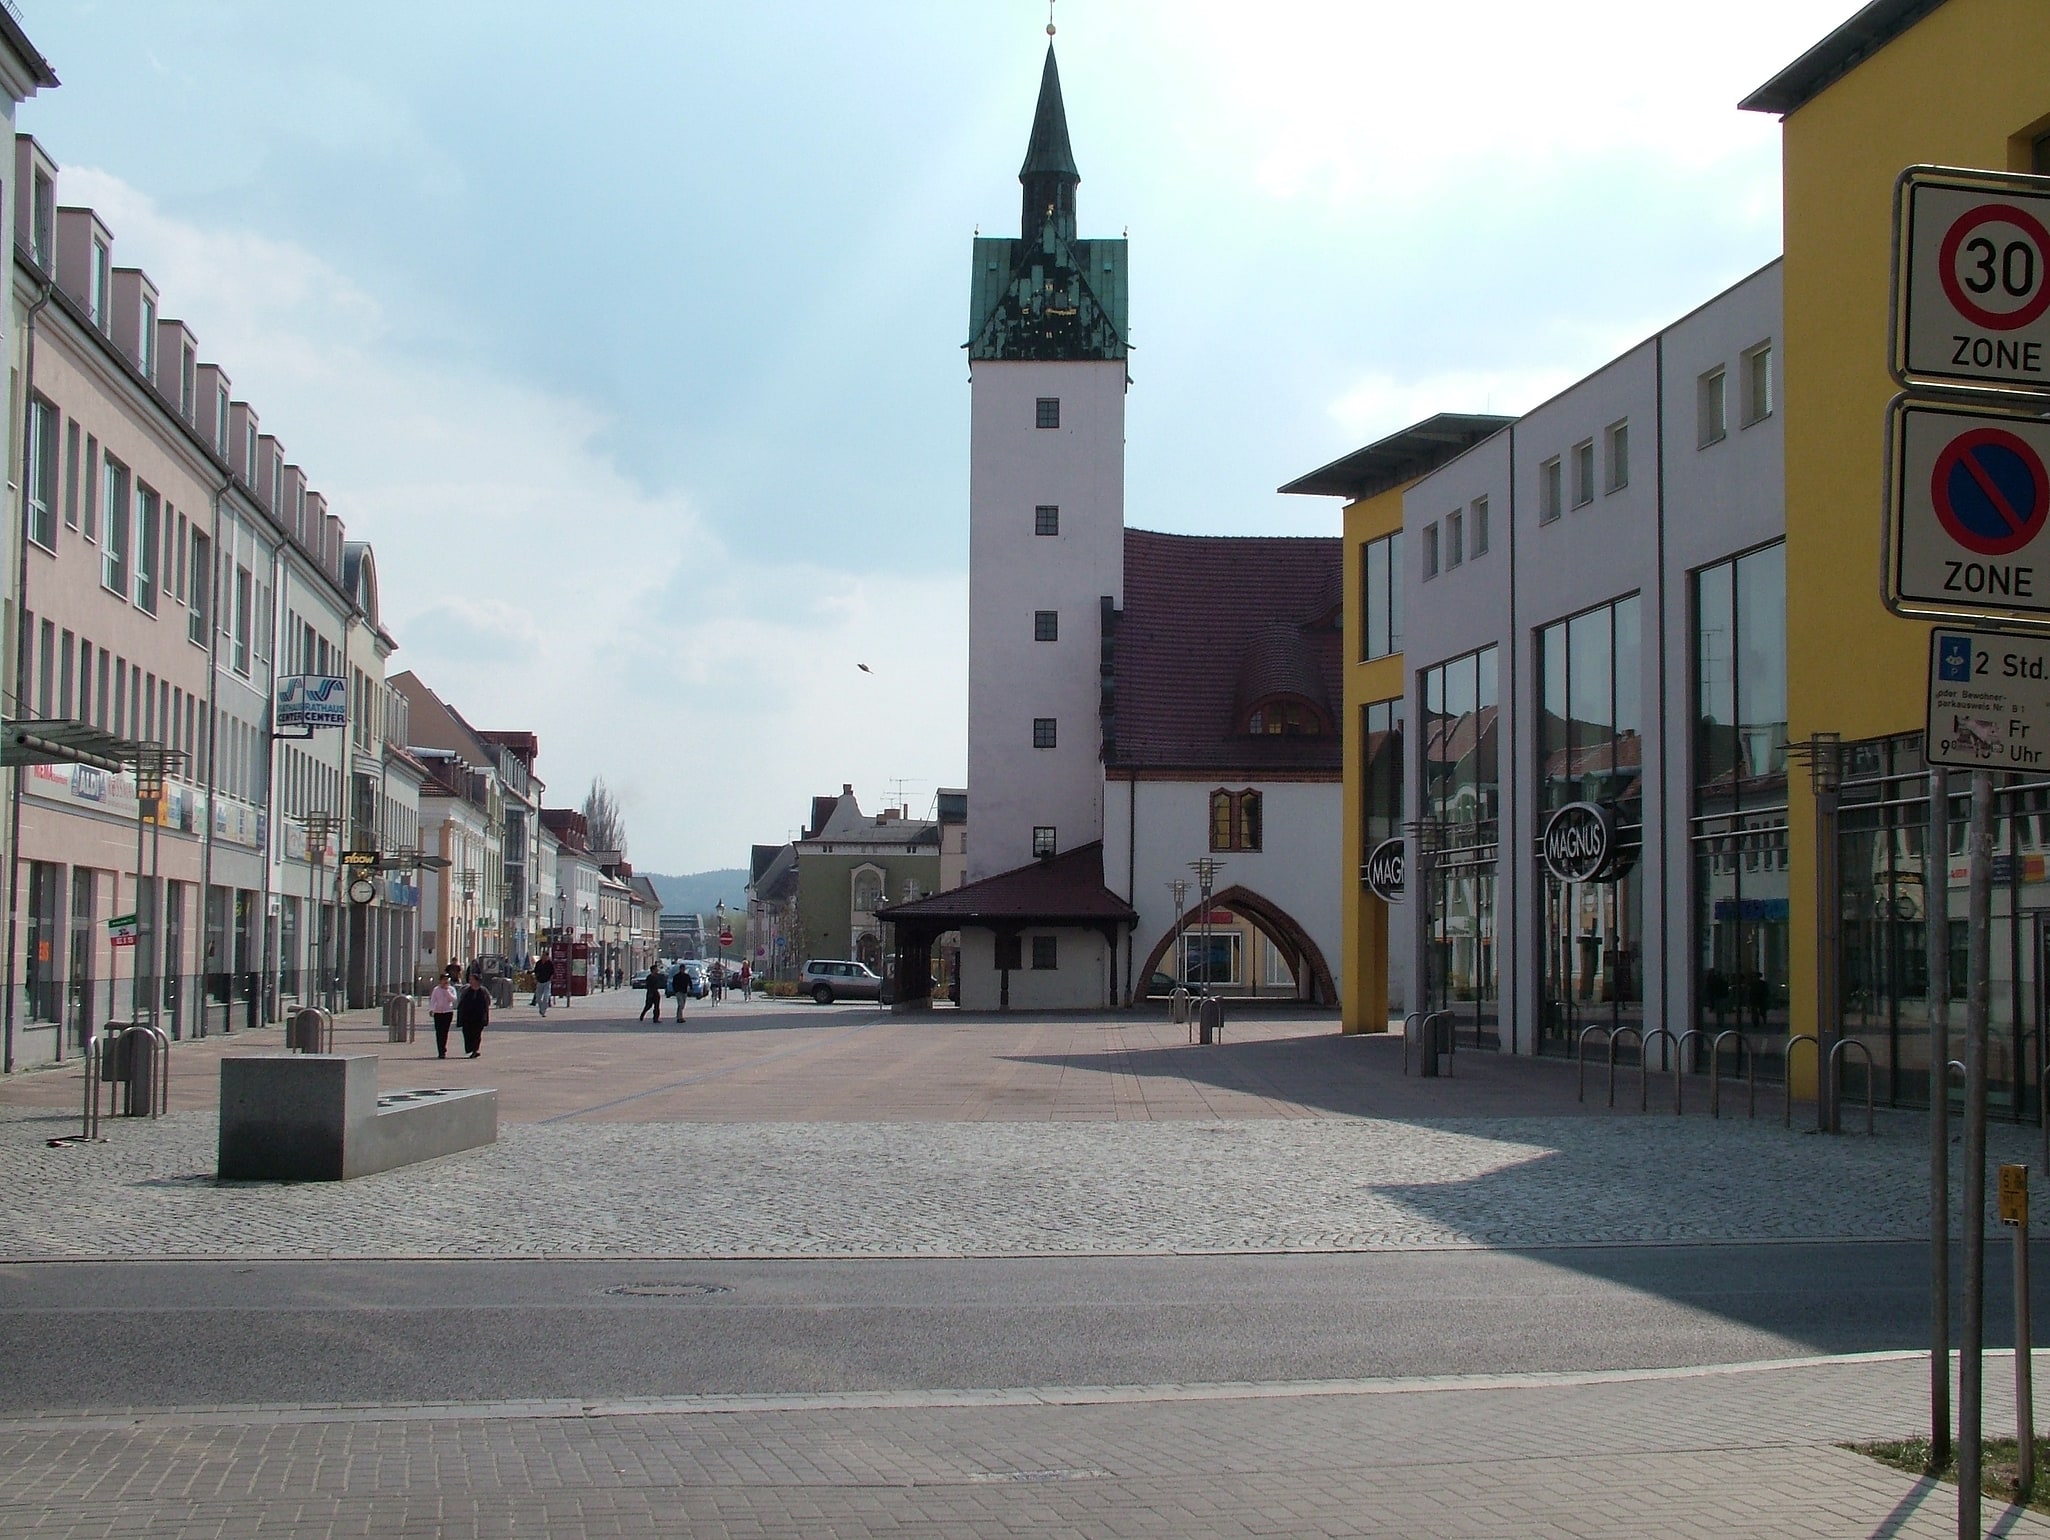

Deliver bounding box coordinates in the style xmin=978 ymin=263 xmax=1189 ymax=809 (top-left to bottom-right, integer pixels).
xmin=583 ymin=776 xmax=627 ymax=857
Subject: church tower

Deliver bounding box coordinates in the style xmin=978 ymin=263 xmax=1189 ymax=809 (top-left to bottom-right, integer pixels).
xmin=965 ymin=42 xmax=1129 ymax=882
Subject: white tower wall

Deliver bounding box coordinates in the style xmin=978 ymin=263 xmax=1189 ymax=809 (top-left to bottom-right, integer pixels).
xmin=967 ymin=357 xmax=1126 ymax=881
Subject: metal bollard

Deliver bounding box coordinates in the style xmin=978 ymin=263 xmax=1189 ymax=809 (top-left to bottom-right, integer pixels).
xmin=1197 ymin=996 xmax=1223 ymax=1045
xmin=288 ymin=1005 xmax=329 ymax=1054
xmin=383 ymin=994 xmax=416 ymax=1043
xmin=119 ymin=1025 xmax=169 ymax=1118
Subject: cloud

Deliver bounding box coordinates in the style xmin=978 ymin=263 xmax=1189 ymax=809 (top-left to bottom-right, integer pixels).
xmin=57 ymin=167 xmax=965 ymax=870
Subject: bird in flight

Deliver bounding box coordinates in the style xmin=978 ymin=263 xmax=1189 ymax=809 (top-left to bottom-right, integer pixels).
xmin=857 ymin=663 xmax=872 ymax=673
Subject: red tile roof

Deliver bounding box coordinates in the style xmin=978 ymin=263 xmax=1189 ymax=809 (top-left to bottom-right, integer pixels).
xmin=1111 ymin=529 xmax=1343 ymax=775
xmin=877 ymin=842 xmax=1136 ymax=927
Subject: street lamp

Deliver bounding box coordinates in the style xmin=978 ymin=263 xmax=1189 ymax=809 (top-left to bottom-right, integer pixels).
xmin=1186 ymin=859 xmax=1224 ymax=992
xmin=459 ymin=866 xmax=478 ymax=974
xmin=303 ymin=810 xmax=338 ymax=1010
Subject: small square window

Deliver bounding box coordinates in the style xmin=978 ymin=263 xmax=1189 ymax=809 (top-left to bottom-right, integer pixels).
xmin=1421 ymin=522 xmax=1439 ymax=580
xmin=1030 ymin=935 xmax=1058 ymax=970
xmin=1036 ymin=397 xmax=1060 ymax=429
xmin=1032 ymin=826 xmax=1056 ymax=858
xmin=1539 ymin=458 xmax=1562 ymax=523
xmin=1035 ymin=504 xmax=1059 ymax=536
xmin=1572 ymin=440 xmax=1595 ymax=507
xmin=1034 ymin=610 xmax=1058 ymax=641
xmin=1742 ymin=342 xmax=1773 ymax=425
xmin=1470 ymin=496 xmax=1490 ymax=556
xmin=1444 ymin=511 xmax=1463 ymax=568
xmin=1604 ymin=420 xmax=1629 ymax=493
xmin=1033 ymin=717 xmax=1057 ymax=749
xmin=1699 ymin=367 xmax=1727 ymax=446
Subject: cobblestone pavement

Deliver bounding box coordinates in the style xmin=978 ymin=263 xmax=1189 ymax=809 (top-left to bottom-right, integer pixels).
xmin=2 ymin=1099 xmax=2038 ymax=1260
xmin=0 ymin=1353 xmax=2040 ymax=1538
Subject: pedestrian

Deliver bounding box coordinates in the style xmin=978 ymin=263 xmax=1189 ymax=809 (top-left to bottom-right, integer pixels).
xmin=737 ymin=960 xmax=752 ymax=1000
xmin=429 ymin=972 xmax=458 ymax=1059
xmin=457 ymin=967 xmax=491 ymax=1058
xmin=533 ymin=953 xmax=555 ymax=1016
xmin=667 ymin=961 xmax=687 ymax=1023
xmin=709 ymin=961 xmax=725 ymax=1005
xmin=639 ymin=962 xmax=664 ymax=1022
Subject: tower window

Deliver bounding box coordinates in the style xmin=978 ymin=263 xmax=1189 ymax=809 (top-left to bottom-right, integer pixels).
xmin=1033 ymin=717 xmax=1057 ymax=749
xmin=1032 ymin=826 xmax=1056 ymax=858
xmin=1036 ymin=397 xmax=1060 ymax=429
xmin=1035 ymin=504 xmax=1059 ymax=536
xmin=1034 ymin=610 xmax=1058 ymax=641
xmin=1210 ymin=788 xmax=1265 ymax=852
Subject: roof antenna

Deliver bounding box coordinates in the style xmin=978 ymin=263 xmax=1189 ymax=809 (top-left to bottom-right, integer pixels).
xmin=1047 ymin=0 xmax=1056 ymax=37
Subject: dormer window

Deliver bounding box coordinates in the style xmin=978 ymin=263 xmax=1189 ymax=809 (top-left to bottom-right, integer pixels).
xmin=138 ymin=295 xmax=156 ymax=380
xmin=215 ymin=385 xmax=230 ymax=455
xmin=30 ymin=172 xmax=52 ymax=269
xmin=180 ymin=347 xmax=196 ymax=419
xmin=1245 ymin=698 xmax=1325 ymax=737
xmin=89 ymin=239 xmax=109 ymax=329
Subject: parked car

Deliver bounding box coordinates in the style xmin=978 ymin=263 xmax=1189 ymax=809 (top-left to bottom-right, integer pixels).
xmin=800 ymin=958 xmax=889 ymax=1005
xmin=676 ymin=961 xmax=709 ymax=998
xmin=1143 ymin=971 xmax=1206 ymax=999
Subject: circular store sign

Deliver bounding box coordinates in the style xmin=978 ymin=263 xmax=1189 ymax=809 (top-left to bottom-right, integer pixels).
xmin=1542 ymin=802 xmax=1631 ymax=885
xmin=1363 ymin=838 xmax=1404 ymax=904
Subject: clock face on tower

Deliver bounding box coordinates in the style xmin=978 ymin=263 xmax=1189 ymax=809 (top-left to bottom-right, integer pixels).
xmin=347 ymin=876 xmax=377 ymax=906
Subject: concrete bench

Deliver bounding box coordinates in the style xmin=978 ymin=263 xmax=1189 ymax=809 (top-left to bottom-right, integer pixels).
xmin=217 ymin=1054 xmax=497 ymax=1181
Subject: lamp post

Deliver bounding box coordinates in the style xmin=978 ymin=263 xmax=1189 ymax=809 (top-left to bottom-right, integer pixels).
xmin=127 ymin=745 xmax=183 ymax=1034
xmin=303 ymin=810 xmax=337 ymax=1011
xmin=1186 ymin=859 xmax=1224 ymax=992
xmin=459 ymin=866 xmax=478 ymax=975
xmin=1168 ymin=879 xmax=1189 ymax=985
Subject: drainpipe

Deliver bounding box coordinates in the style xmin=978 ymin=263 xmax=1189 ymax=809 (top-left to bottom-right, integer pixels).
xmin=3 ymin=278 xmax=54 ymax=1074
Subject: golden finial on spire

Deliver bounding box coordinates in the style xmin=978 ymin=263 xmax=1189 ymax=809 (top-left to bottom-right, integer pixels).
xmin=1047 ymin=0 xmax=1056 ymax=38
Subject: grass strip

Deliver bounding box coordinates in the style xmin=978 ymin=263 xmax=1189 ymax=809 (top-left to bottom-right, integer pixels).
xmin=1853 ymin=1437 xmax=2050 ymax=1515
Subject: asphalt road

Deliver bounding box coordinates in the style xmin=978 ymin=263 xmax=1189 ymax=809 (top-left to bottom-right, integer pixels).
xmin=0 ymin=1240 xmax=2023 ymax=1415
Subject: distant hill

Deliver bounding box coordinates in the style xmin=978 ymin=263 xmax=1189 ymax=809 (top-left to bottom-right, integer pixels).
xmin=644 ymin=869 xmax=749 ymax=918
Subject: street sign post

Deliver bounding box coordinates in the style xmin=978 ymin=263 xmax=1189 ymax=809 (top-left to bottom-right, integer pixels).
xmin=1886 ymin=396 xmax=2050 ymax=622
xmin=107 ymin=913 xmax=138 ymax=949
xmin=1896 ymin=167 xmax=2050 ymax=394
xmin=1925 ymin=627 xmax=2050 ymax=771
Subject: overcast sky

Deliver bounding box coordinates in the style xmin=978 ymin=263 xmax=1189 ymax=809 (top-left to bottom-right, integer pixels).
xmin=21 ymin=0 xmax=1856 ymax=871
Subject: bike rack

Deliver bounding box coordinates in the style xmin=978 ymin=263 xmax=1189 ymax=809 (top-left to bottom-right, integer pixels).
xmin=1576 ymin=1023 xmax=1612 ymax=1103
xmin=1400 ymin=1011 xmax=1421 ymax=1074
xmin=1783 ymin=1034 xmax=1821 ymax=1129
xmin=1170 ymin=987 xmax=1192 ymax=1029
xmin=116 ymin=1024 xmax=170 ymax=1119
xmin=1710 ymin=1030 xmax=1756 ymax=1120
xmin=1606 ymin=1025 xmax=1644 ymax=1110
xmin=1639 ymin=1027 xmax=1680 ymax=1114
xmin=1671 ymin=1028 xmax=1708 ymax=1115
xmin=1828 ymin=1039 xmax=1877 ymax=1135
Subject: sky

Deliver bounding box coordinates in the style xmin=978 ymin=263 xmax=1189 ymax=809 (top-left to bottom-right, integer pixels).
xmin=18 ymin=0 xmax=1858 ymax=871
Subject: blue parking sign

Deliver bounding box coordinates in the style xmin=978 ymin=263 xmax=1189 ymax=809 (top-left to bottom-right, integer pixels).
xmin=1939 ymin=633 xmax=1973 ymax=682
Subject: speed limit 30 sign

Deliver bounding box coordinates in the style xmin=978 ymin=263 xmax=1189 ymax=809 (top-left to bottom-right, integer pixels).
xmin=1897 ymin=167 xmax=2050 ymax=393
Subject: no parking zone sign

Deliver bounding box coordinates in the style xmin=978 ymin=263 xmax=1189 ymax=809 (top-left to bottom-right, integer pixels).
xmin=1887 ymin=396 xmax=2050 ymax=622
xmin=1897 ymin=167 xmax=2050 ymax=393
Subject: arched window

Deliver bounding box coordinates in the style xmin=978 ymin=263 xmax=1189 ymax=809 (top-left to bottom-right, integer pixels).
xmin=851 ymin=868 xmax=884 ymax=915
xmin=1245 ymin=698 xmax=1325 ymax=736
xmin=1209 ymin=788 xmax=1263 ymax=852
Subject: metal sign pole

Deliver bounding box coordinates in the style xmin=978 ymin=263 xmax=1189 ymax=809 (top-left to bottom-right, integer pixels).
xmin=2001 ymin=1163 xmax=2036 ymax=1501
xmin=1933 ymin=763 xmax=1954 ymax=1470
xmin=1963 ymin=766 xmax=1995 ymax=1538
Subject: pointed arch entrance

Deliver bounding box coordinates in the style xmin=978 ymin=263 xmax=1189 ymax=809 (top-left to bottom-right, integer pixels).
xmin=1135 ymin=884 xmax=1337 ymax=1007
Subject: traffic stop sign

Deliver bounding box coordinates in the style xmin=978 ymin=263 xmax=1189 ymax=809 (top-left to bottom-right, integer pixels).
xmin=719 ymin=928 xmax=734 ymax=947
xmin=1887 ymin=396 xmax=2050 ymax=621
xmin=1897 ymin=167 xmax=2050 ymax=393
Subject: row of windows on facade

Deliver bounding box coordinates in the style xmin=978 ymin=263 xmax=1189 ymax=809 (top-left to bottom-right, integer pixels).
xmin=1355 ymin=540 xmax=1787 ymax=863
xmin=25 ymin=148 xmax=351 ymax=582
xmin=995 ymin=932 xmax=1063 ymax=970
xmin=24 ymin=395 xmax=275 ymax=674
xmin=1406 ymin=341 xmax=1775 ymax=585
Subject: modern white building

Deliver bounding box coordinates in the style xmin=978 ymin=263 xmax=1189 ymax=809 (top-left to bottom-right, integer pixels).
xmin=1392 ymin=261 xmax=1785 ymax=1056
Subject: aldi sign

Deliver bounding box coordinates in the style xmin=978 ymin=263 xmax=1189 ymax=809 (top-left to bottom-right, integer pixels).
xmin=276 ymin=674 xmax=347 ymax=730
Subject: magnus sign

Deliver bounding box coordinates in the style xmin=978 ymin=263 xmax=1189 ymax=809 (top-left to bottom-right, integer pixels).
xmin=1363 ymin=838 xmax=1404 ymax=904
xmin=1541 ymin=802 xmax=1631 ymax=885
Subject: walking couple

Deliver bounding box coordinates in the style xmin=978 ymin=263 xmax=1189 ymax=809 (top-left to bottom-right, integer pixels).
xmin=429 ymin=966 xmax=491 ymax=1059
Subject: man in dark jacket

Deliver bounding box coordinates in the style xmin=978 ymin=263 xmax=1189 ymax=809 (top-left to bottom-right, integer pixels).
xmin=533 ymin=954 xmax=555 ymax=1016
xmin=640 ymin=963 xmax=664 ymax=1022
xmin=457 ymin=969 xmax=491 ymax=1058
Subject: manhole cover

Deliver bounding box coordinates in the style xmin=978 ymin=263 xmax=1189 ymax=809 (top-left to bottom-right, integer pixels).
xmin=603 ymin=1282 xmax=731 ymax=1298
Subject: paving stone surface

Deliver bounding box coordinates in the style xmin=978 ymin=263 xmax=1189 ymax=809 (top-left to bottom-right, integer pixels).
xmin=1 ymin=1098 xmax=2036 ymax=1261
xmin=0 ymin=1354 xmax=2039 ymax=1538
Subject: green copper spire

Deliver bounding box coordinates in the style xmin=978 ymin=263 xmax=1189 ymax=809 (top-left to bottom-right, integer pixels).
xmin=1019 ymin=44 xmax=1078 ymax=242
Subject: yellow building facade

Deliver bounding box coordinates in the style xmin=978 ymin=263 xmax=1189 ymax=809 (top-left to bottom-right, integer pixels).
xmin=1283 ymin=417 xmax=1512 ymax=1033
xmin=1750 ymin=0 xmax=2050 ymax=1090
